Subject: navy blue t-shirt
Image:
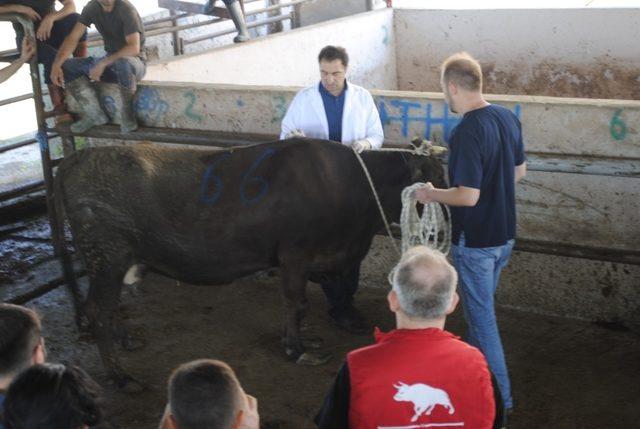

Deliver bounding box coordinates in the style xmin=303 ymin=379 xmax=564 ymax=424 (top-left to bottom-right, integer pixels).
xmin=448 ymin=104 xmax=525 ymax=248
xmin=0 ymin=392 xmax=5 ymax=429
xmin=319 ymin=82 xmax=346 ymax=142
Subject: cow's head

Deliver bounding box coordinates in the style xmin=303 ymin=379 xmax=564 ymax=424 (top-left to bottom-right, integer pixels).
xmin=406 ymin=139 xmax=447 ymax=190
xmin=393 ymin=382 xmax=412 ymax=401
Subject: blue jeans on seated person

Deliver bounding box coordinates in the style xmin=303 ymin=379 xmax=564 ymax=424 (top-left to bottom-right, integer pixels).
xmin=451 ymin=233 xmax=515 ymax=409
xmin=62 ymin=56 xmax=146 ymax=91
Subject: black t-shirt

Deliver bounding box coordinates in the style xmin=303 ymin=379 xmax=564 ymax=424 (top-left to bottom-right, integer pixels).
xmin=448 ymin=104 xmax=526 ymax=248
xmin=0 ymin=0 xmax=55 ymax=19
xmin=79 ymin=0 xmax=146 ymax=61
xmin=0 ymin=0 xmax=56 ymax=35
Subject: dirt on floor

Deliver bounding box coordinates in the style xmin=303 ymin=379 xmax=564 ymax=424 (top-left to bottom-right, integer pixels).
xmin=8 ymin=269 xmax=638 ymax=429
xmin=1 ymin=216 xmax=640 ymax=428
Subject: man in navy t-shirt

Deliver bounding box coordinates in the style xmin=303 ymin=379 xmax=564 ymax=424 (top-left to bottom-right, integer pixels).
xmin=415 ymin=52 xmax=526 ymax=416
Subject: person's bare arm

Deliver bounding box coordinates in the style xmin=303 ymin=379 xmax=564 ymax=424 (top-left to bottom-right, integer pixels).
xmin=88 ymin=32 xmax=140 ymax=82
xmin=415 ymin=183 xmax=480 ymax=207
xmin=0 ymin=37 xmax=34 ymax=84
xmin=37 ymin=0 xmax=77 ymax=41
xmin=50 ymin=22 xmax=86 ymax=86
xmin=0 ymin=4 xmax=41 ymax=21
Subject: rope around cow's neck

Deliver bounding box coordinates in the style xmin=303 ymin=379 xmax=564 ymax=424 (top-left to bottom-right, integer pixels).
xmin=351 ymin=146 xmax=452 ymax=258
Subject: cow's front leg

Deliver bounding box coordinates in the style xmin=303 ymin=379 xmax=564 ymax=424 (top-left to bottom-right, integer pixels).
xmin=280 ymin=264 xmax=308 ymax=359
xmin=280 ymin=263 xmax=331 ymax=365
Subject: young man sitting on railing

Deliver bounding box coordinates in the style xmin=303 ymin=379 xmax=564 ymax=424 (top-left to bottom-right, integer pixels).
xmin=50 ymin=0 xmax=146 ymax=134
xmin=0 ymin=0 xmax=88 ymax=118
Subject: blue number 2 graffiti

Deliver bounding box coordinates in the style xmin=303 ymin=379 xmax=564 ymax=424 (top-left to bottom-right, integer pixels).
xmin=199 ymin=148 xmax=276 ymax=207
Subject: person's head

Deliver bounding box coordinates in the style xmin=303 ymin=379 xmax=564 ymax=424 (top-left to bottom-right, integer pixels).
xmin=318 ymin=45 xmax=349 ymax=96
xmin=161 ymin=359 xmax=258 ymax=429
xmin=388 ymin=246 xmax=458 ymax=325
xmin=0 ymin=304 xmax=45 ymax=389
xmin=440 ymin=52 xmax=483 ymax=114
xmin=3 ymin=363 xmax=102 ymax=429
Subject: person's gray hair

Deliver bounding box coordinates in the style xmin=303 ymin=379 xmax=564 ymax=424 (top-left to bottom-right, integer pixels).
xmin=390 ymin=246 xmax=457 ymax=320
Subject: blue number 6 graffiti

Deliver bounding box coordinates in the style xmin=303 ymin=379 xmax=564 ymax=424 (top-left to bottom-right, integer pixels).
xmin=240 ymin=148 xmax=276 ymax=206
xmin=199 ymin=153 xmax=231 ymax=205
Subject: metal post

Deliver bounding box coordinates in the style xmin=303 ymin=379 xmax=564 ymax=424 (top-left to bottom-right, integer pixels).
xmin=291 ymin=3 xmax=302 ymax=28
xmin=268 ymin=0 xmax=284 ymax=34
xmin=169 ymin=9 xmax=182 ymax=56
xmin=366 ymin=0 xmax=375 ymax=11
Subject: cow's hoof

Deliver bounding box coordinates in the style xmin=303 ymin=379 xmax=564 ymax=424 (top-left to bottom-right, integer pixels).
xmin=302 ymin=336 xmax=323 ymax=349
xmin=296 ymin=352 xmax=332 ymax=366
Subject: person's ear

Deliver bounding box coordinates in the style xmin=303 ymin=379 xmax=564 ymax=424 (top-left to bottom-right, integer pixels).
xmin=231 ymin=410 xmax=244 ymax=429
xmin=32 ymin=338 xmax=46 ymax=365
xmin=159 ymin=405 xmax=178 ymax=429
xmin=445 ymin=292 xmax=459 ymax=316
xmin=388 ymin=290 xmax=400 ymax=313
xmin=448 ymin=81 xmax=457 ymax=95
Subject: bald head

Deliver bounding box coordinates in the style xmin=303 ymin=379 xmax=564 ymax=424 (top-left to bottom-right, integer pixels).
xmin=391 ymin=247 xmax=457 ymax=320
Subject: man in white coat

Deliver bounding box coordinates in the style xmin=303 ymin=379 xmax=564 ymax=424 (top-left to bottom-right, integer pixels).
xmin=280 ymin=45 xmax=384 ymax=334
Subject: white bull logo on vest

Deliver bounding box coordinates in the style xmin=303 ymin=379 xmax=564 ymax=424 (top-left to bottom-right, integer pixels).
xmin=393 ymin=382 xmax=456 ymax=422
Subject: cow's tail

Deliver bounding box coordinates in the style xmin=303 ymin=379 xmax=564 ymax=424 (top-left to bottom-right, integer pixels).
xmin=53 ymin=160 xmax=86 ymax=330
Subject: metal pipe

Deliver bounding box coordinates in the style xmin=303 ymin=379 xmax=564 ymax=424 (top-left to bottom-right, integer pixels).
xmin=0 ymin=133 xmax=58 ymax=154
xmin=185 ymin=12 xmax=292 ymax=45
xmin=0 ymin=180 xmax=44 ymax=203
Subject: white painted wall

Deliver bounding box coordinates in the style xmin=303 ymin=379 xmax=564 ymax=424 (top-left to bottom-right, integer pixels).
xmin=146 ymin=9 xmax=397 ymax=90
xmin=394 ymin=8 xmax=640 ymax=99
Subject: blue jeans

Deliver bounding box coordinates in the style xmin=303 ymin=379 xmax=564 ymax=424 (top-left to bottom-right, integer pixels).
xmin=62 ymin=56 xmax=146 ymax=91
xmin=452 ymin=234 xmax=515 ymax=409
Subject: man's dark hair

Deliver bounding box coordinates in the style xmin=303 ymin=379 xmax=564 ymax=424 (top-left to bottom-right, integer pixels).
xmin=0 ymin=304 xmax=41 ymax=378
xmin=168 ymin=359 xmax=242 ymax=429
xmin=3 ymin=363 xmax=102 ymax=429
xmin=318 ymin=45 xmax=349 ymax=67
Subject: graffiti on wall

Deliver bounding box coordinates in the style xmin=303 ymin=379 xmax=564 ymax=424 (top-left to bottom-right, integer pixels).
xmin=377 ymin=98 xmax=522 ymax=142
xmin=184 ymin=91 xmax=203 ymax=122
xmin=610 ymin=109 xmax=627 ymax=141
xmin=136 ymin=87 xmax=169 ymax=124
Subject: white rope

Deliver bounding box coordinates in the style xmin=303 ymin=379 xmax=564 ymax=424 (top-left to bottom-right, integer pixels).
xmin=400 ymin=183 xmax=452 ymax=255
xmin=352 ymin=142 xmax=452 ymax=258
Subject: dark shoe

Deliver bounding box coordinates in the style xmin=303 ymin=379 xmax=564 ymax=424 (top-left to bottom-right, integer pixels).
xmin=329 ymin=306 xmax=369 ymax=334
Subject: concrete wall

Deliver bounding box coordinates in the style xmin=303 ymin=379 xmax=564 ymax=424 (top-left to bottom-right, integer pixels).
xmin=69 ymin=81 xmax=640 ymax=327
xmin=394 ymin=8 xmax=640 ymax=99
xmin=145 ymin=9 xmax=397 ymax=89
xmin=298 ymin=0 xmax=385 ymax=26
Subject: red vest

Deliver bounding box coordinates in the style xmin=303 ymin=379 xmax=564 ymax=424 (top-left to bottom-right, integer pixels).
xmin=348 ymin=328 xmax=495 ymax=429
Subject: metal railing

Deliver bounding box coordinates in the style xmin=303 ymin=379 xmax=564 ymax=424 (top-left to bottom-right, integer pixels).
xmin=0 ymin=0 xmax=313 ymax=205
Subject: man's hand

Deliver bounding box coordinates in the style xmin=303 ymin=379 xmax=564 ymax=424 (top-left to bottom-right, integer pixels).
xmin=285 ymin=129 xmax=305 ymax=139
xmin=414 ymin=182 xmax=435 ymax=204
xmin=36 ymin=14 xmax=56 ymax=41
xmin=89 ymin=60 xmax=107 ymax=82
xmin=14 ymin=5 xmax=41 ymax=21
xmin=237 ymin=394 xmax=260 ymax=429
xmin=51 ymin=63 xmax=65 ymax=87
xmin=19 ymin=37 xmax=35 ymax=62
xmin=352 ymin=139 xmax=372 ymax=153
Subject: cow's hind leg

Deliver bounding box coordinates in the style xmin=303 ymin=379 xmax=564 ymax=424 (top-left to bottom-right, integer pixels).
xmin=83 ymin=251 xmax=143 ymax=392
xmin=280 ymin=264 xmax=330 ymax=366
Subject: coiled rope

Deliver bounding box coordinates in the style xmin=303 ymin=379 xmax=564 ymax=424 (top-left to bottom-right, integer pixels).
xmin=352 ymin=143 xmax=452 ymax=258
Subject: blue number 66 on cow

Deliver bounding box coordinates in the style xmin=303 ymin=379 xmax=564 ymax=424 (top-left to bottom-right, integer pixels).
xmin=199 ymin=148 xmax=276 ymax=207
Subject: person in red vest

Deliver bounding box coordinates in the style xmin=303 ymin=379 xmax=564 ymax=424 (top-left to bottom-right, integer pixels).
xmin=315 ymin=246 xmax=503 ymax=429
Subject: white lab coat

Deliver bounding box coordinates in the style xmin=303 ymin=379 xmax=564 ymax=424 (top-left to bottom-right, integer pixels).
xmin=280 ymin=82 xmax=384 ymax=149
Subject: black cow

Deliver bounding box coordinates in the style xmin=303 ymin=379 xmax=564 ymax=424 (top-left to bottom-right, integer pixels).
xmin=55 ymin=138 xmax=445 ymax=389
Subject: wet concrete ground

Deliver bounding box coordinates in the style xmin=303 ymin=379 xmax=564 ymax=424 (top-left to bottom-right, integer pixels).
xmin=2 ymin=218 xmax=639 ymax=428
